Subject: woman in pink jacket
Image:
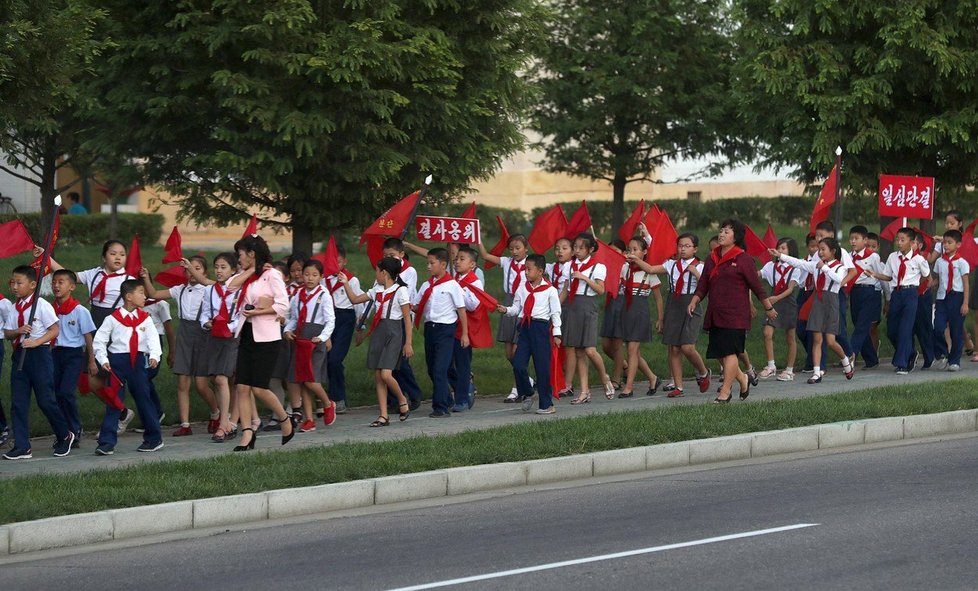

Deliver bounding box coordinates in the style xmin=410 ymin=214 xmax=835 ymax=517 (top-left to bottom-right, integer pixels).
xmin=231 ymin=235 xmax=296 ymax=450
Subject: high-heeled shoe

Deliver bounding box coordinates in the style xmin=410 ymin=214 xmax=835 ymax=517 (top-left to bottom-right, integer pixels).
xmin=713 ymin=394 xmax=732 ymax=404
xmin=233 ymin=428 xmax=255 ymax=451
xmin=398 ymin=402 xmax=410 ymax=422
xmin=739 ymin=385 xmax=750 ymax=400
xmin=281 ymin=415 xmax=296 ymax=446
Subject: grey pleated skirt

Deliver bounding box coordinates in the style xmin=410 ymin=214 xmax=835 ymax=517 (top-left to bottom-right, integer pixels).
xmin=764 ymin=293 xmax=798 ymax=330
xmin=662 ymin=294 xmax=703 ymax=346
xmin=562 ymin=295 xmax=599 ymax=348
xmin=496 ymin=293 xmax=518 ymax=343
xmin=173 ymin=321 xmax=209 ymax=376
xmin=600 ymin=295 xmax=625 ymax=339
xmin=619 ymin=296 xmax=652 ymax=342
xmin=206 ymin=334 xmax=239 ymax=377
xmin=288 ymin=323 xmax=328 ymax=383
xmin=806 ymin=292 xmax=840 ymax=335
xmin=368 ymin=318 xmax=404 ymax=370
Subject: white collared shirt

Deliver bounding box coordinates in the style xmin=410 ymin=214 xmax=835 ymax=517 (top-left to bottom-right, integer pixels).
xmin=198 ymin=282 xmax=241 ymax=333
xmin=661 ymin=258 xmax=703 ymax=296
xmin=545 ymin=261 xmax=571 ymax=294
xmin=284 ymin=286 xmax=336 ymax=341
xmin=78 ymin=267 xmax=133 ymax=309
xmin=618 ymin=263 xmax=661 ymax=297
xmin=500 ymin=256 xmax=529 ymax=296
xmin=324 ymin=273 xmax=362 ymax=310
xmin=167 ymin=283 xmax=208 ymax=322
xmin=883 ymin=251 xmax=931 ymax=288
xmin=370 ymin=284 xmax=410 ymax=321
xmin=413 ymin=276 xmax=466 ymax=324
xmin=779 ymin=254 xmax=847 ymax=294
xmin=93 ymin=308 xmax=162 ymax=365
xmin=760 ymin=261 xmax=803 ymax=293
xmin=455 ymin=272 xmax=484 ymax=312
xmin=144 ymin=300 xmax=172 ymax=335
xmin=568 ymin=256 xmax=607 ymax=296
xmin=5 ymin=295 xmax=58 ymax=341
xmin=849 ymin=249 xmax=883 ymax=289
xmin=935 ymin=256 xmax=970 ymax=299
xmin=504 ymin=280 xmax=562 ymax=336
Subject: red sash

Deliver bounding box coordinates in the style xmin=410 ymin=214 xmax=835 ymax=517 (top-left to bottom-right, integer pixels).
xmin=293 ymin=338 xmax=317 ymax=383
xmin=708 ymin=246 xmax=744 ymax=280
xmin=943 ymin=254 xmax=961 ymax=294
xmin=673 ymin=258 xmax=698 ymax=299
xmin=326 ymin=270 xmax=354 ymax=298
xmin=774 ymin=263 xmax=792 ymax=295
xmin=415 ymin=274 xmax=454 ymax=328
xmin=521 ymin=280 xmax=552 ymax=324
xmin=844 ymin=250 xmax=869 ymax=295
xmin=815 ymin=260 xmax=843 ymax=300
xmin=568 ymin=258 xmax=598 ymax=303
xmin=624 ymin=265 xmax=648 ymax=308
xmin=112 ymin=308 xmax=150 ymax=367
xmin=52 ymin=297 xmax=81 ymax=347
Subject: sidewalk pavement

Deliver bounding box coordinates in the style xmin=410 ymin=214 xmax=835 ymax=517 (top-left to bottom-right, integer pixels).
xmin=0 ymin=360 xmax=973 ymax=479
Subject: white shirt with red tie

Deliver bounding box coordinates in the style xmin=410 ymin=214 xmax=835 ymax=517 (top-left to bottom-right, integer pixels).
xmin=92 ymin=307 xmax=162 ymax=366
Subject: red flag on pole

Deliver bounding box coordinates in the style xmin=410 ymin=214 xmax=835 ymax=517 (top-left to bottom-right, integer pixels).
xmin=762 ymin=224 xmax=777 ymax=249
xmin=241 ymin=214 xmax=258 ymax=239
xmin=528 ymin=204 xmax=568 ymax=254
xmin=959 ymin=219 xmax=978 ymax=267
xmin=0 ymin=220 xmax=35 ymax=258
xmin=360 ymin=190 xmax=422 ymax=245
xmin=642 ymin=203 xmax=662 ymax=237
xmin=484 ymin=215 xmax=510 ymax=271
xmin=594 ymin=239 xmax=626 ymax=299
xmin=565 ymin=201 xmax=592 ymax=238
xmin=162 ymin=226 xmax=183 ymax=264
xmin=31 ymin=210 xmax=60 ymax=276
xmin=155 ymin=265 xmax=188 ymax=288
xmin=125 ymin=235 xmax=142 ymax=278
xmin=879 ymin=218 xmax=904 ymax=241
xmin=312 ymin=235 xmax=342 ymax=276
xmin=460 ymin=201 xmax=477 ymax=220
xmin=550 ymin=338 xmax=567 ymax=395
xmin=645 ymin=210 xmax=679 ymax=265
xmin=809 ymin=165 xmax=837 ymax=234
xmin=618 ymin=200 xmax=646 ymax=243
xmin=745 ymin=225 xmax=772 ymax=263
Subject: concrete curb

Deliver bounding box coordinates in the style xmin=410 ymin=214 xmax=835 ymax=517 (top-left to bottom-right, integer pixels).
xmin=2 ymin=409 xmax=976 ymax=556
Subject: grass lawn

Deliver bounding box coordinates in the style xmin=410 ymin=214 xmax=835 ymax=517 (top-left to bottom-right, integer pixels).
xmin=1 ymin=379 xmax=976 ymax=525
xmin=0 ymin=223 xmax=902 ymax=438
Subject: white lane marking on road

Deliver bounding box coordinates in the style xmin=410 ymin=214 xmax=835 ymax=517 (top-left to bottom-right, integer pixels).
xmin=388 ymin=523 xmax=819 ymax=591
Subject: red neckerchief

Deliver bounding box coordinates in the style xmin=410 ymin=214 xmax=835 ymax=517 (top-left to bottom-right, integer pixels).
xmin=943 ymin=253 xmax=961 ymax=294
xmin=112 ymin=308 xmax=150 ymax=367
xmin=568 ymin=257 xmax=597 ymax=303
xmin=287 ymin=282 xmax=301 ymax=299
xmin=804 ymin=254 xmax=816 ymax=290
xmin=774 ymin=262 xmax=792 ymax=294
xmin=521 ymin=280 xmax=551 ymax=324
xmin=551 ymin=262 xmax=563 ymax=287
xmin=53 ymin=297 xmax=81 ymax=317
xmin=400 ymin=258 xmax=411 ymax=273
xmin=90 ymin=269 xmax=127 ymax=304
xmin=326 ymin=270 xmax=354 ymax=296
xmin=296 ymin=285 xmax=324 ymax=335
xmin=816 ymin=259 xmax=842 ymax=300
xmin=235 ymin=273 xmax=260 ymax=313
xmin=844 ymin=249 xmax=868 ymax=295
xmin=13 ymin=295 xmax=34 ymax=349
xmin=708 ymin=246 xmax=744 ymax=280
xmin=415 ymin=274 xmax=455 ymax=328
xmin=624 ymin=264 xmax=648 ymax=308
xmin=508 ymin=259 xmax=526 ymax=295
xmin=897 ymin=250 xmax=915 ymax=288
xmin=211 ymin=282 xmax=235 ymax=338
xmin=673 ymin=257 xmax=698 ymax=299
xmin=368 ymin=287 xmax=398 ymax=335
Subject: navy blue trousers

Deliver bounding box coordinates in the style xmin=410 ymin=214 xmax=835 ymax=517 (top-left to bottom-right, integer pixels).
xmin=888 ymin=288 xmax=918 ymax=368
xmin=449 ymin=339 xmax=473 ymax=409
xmin=327 ymin=309 xmax=356 ymax=402
xmin=512 ymin=320 xmax=553 ymax=410
xmin=98 ymin=353 xmax=162 ymax=448
xmin=933 ymin=292 xmax=965 ymax=365
xmin=424 ymin=322 xmax=457 ymax=414
xmin=10 ymin=346 xmax=70 ymax=450
xmin=848 ymin=286 xmax=881 ymax=367
xmin=0 ymin=341 xmax=7 ymax=431
xmin=913 ymin=290 xmax=935 ymax=366
xmin=53 ymin=346 xmax=85 ymax=436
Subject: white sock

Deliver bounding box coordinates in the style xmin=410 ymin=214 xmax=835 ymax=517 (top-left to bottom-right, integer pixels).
xmin=766 ymin=360 xmax=776 ymax=369
xmin=842 ymin=357 xmax=852 ymax=370
xmin=209 ymin=410 xmax=220 ymax=420
xmin=181 ymin=422 xmax=190 ymax=428
xmin=813 ymin=366 xmax=821 ymax=375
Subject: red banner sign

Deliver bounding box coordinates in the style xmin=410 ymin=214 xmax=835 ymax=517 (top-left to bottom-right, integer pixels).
xmin=415 ymin=216 xmax=480 ymax=244
xmin=878 ymin=175 xmax=935 ymax=220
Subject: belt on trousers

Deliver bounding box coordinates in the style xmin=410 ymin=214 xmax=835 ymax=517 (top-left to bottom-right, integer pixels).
xmin=893 ymin=285 xmax=917 ymax=291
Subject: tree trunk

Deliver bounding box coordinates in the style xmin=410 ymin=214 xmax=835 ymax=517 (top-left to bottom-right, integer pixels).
xmin=39 ymin=151 xmax=58 ymax=241
xmin=292 ymin=217 xmax=314 ymax=257
xmin=610 ymin=173 xmax=627 ymax=241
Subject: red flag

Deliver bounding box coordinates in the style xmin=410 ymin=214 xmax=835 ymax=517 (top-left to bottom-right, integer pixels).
xmin=311 ymin=235 xmax=342 ymax=276
xmin=618 ymin=200 xmax=646 ymax=244
xmin=910 ymin=226 xmax=934 ymax=254
xmin=879 ymin=218 xmax=904 ymax=241
xmin=484 ymin=215 xmax=510 ymax=271
xmin=125 ymin=235 xmax=142 ymax=278
xmin=364 ymin=235 xmax=386 ymax=267
xmin=959 ymin=219 xmax=978 ymax=268
xmin=30 ymin=210 xmax=60 ymax=276
xmin=155 ymin=265 xmax=188 ymax=288
xmin=79 ymin=371 xmax=125 ymax=411
xmin=762 ymin=224 xmax=777 ymax=249
xmin=458 ymin=281 xmax=498 ymax=349
xmin=565 ymin=201 xmax=592 ymax=238
xmin=460 ymin=201 xmax=477 ymax=220
xmin=809 ymin=165 xmax=837 ymax=234
xmin=360 ymin=190 xmax=421 ymax=244
xmin=642 ymin=203 xmax=662 ymax=238
xmin=242 ymin=214 xmax=258 ymax=239
xmin=528 ymin=204 xmax=568 ymax=254
xmin=0 ymin=220 xmax=35 ymax=258
xmin=293 ymin=339 xmax=317 ymax=383
xmin=550 ymin=338 xmax=567 ymax=395
xmin=593 ymin=239 xmax=626 ymax=299
xmin=745 ymin=225 xmax=771 ymax=263
xmin=162 ymin=226 xmax=183 ymax=264
xmin=645 ymin=210 xmax=679 ymax=265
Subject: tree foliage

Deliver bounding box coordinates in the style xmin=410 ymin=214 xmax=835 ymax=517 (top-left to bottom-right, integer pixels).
xmin=528 ymin=0 xmax=754 ymax=232
xmin=734 ymin=0 xmax=978 ymax=193
xmin=87 ymin=0 xmax=542 ymax=252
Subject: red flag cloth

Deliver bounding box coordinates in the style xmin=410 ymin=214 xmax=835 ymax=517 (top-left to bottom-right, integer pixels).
xmin=618 ymin=200 xmax=646 ymax=244
xmin=809 ymin=165 xmax=837 ymax=234
xmin=593 ymin=239 xmax=626 ymax=299
xmin=799 ymin=294 xmax=814 ymax=321
xmin=550 ymin=337 xmax=567 ymax=396
xmin=745 ymin=225 xmax=771 ymax=263
xmin=959 ymin=219 xmax=978 ymax=267
xmin=910 ymin=227 xmax=934 ymax=254
xmin=456 ymin=273 xmax=497 ymax=348
xmin=31 ymin=210 xmax=60 ymax=276
xmin=484 ymin=215 xmax=510 ymax=271
xmin=124 ymin=235 xmax=142 ymax=278
xmin=528 ymin=204 xmax=568 ymax=254
xmin=311 ymin=235 xmax=341 ymax=276
xmin=0 ymin=220 xmax=35 ymax=259
xmin=359 ymin=190 xmax=421 ymax=244
xmin=460 ymin=201 xmax=477 ymax=220
xmin=242 ymin=214 xmax=258 ymax=239
xmin=565 ymin=201 xmax=592 ymax=238
xmin=162 ymin=226 xmax=183 ymax=264
xmin=880 ymin=218 xmax=904 ymax=241
xmin=762 ymin=224 xmax=777 ymax=249
xmin=155 ymin=265 xmax=188 ymax=288
xmin=293 ymin=339 xmax=317 ymax=383
xmin=645 ymin=210 xmax=679 ymax=265
xmin=78 ymin=371 xmax=125 ymax=411
xmin=362 ymin=235 xmax=386 ymax=267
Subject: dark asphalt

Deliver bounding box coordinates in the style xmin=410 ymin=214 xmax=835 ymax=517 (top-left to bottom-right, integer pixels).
xmin=1 ymin=435 xmax=976 ymax=590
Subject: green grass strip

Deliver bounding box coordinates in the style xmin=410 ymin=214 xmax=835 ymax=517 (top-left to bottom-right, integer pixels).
xmin=4 ymin=379 xmax=978 ymax=525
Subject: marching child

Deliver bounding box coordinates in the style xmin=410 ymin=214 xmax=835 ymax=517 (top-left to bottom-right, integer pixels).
xmin=197 ymin=252 xmax=241 ymax=442
xmin=547 ymin=237 xmax=573 ymax=294
xmin=284 ymin=259 xmax=337 ymax=432
xmin=380 ymin=238 xmax=422 ymax=410
xmin=141 ymin=256 xmax=220 ymax=436
xmin=615 ymin=237 xmax=663 ymax=397
xmin=450 ymin=247 xmax=488 ymax=411
xmin=932 ymin=230 xmax=970 ymax=370
xmin=2 ymin=265 xmax=75 ymax=459
xmin=51 ymin=269 xmax=97 ymax=444
xmin=797 ymin=233 xmax=820 ymax=372
xmin=758 ymin=238 xmax=802 ymax=381
xmin=142 ymin=296 xmax=174 ymax=428
xmin=91 ymin=279 xmax=163 ymax=455
xmin=413 ymin=248 xmax=468 ymax=418
xmin=911 ymin=232 xmax=936 ymax=369
xmin=866 ymin=232 xmax=883 ymax=356
xmin=46 ymin=240 xmax=133 ymax=327
xmin=600 ymin=238 xmax=628 ymax=390
xmin=343 ymin=256 xmax=412 ymax=427
xmin=497 ymin=253 xmax=562 ymax=414
xmin=847 ymin=226 xmax=883 ymax=369
xmin=770 ymin=237 xmax=855 ymax=384
xmin=324 ymin=243 xmax=362 ymax=414
xmin=865 ymin=228 xmax=931 ymax=375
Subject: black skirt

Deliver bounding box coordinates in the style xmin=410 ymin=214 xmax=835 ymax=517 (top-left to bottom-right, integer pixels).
xmin=706 ymin=327 xmax=746 ymax=359
xmin=235 ymin=322 xmax=281 ymax=389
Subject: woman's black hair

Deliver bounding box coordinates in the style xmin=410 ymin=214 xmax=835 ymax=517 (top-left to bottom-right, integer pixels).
xmin=101 ymin=240 xmax=127 ymax=258
xmin=377 ymin=256 xmax=407 ymax=288
xmin=718 ymin=219 xmax=747 ymax=250
xmin=777 ymin=237 xmax=799 ymax=258
xmin=214 ymin=252 xmax=237 ymax=269
xmin=819 ymin=237 xmax=842 ymax=261
xmin=575 ymin=232 xmax=598 ymax=253
xmin=234 ymin=235 xmax=273 ymax=273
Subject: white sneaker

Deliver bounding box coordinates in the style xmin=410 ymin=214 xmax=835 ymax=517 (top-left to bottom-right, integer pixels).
xmin=933 ymin=358 xmax=949 ymax=370
xmin=117 ymin=408 xmax=135 ymax=435
xmin=776 ymin=369 xmax=794 ymax=381
xmin=948 ymin=364 xmax=961 ymax=372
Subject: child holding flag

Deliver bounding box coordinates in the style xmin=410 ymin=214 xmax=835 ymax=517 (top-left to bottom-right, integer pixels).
xmin=51 ymin=269 xmax=98 ymax=445
xmin=46 ymin=240 xmax=134 ymax=327
xmin=615 ymin=237 xmax=663 ymax=398
xmin=757 ymin=238 xmax=802 ymax=381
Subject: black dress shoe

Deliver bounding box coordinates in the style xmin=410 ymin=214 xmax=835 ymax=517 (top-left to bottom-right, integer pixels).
xmin=409 ymin=400 xmax=422 ymax=412
xmin=428 ymin=410 xmax=451 ymax=418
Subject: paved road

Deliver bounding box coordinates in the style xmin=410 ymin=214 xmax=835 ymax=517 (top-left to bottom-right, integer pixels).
xmin=2 ymin=435 xmax=976 ymax=590
xmin=1 ymin=359 xmax=974 ymax=479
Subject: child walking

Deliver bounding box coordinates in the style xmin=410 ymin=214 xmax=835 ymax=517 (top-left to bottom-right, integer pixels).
xmin=51 ymin=269 xmax=97 ymax=445
xmin=846 ymin=226 xmax=883 ymax=369
xmin=758 ymin=238 xmax=802 ymax=381
xmin=600 ymin=238 xmax=628 ymax=390
xmin=197 ymin=252 xmax=241 ymax=442
xmin=932 ymin=230 xmax=970 ymax=371
xmin=614 ymin=237 xmax=663 ymax=397
xmin=47 ymin=240 xmax=133 ymax=327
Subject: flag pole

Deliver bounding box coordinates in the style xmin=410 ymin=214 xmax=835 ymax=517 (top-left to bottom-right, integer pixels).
xmin=18 ymin=195 xmax=62 ymax=370
xmin=834 ymin=146 xmax=843 ymax=240
xmin=400 ymin=175 xmax=433 ymax=240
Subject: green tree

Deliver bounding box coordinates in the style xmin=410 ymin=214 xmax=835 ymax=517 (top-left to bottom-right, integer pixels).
xmin=0 ymin=0 xmax=107 ymax=229
xmin=528 ymin=0 xmax=754 ymax=234
xmin=87 ymin=0 xmax=542 ymax=254
xmin=734 ymin=0 xmax=978 ymax=193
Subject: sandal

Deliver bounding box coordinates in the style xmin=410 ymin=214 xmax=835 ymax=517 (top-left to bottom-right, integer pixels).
xmin=370 ymin=416 xmax=390 ymax=427
xmin=618 ymin=390 xmax=633 ymax=398
xmin=570 ymin=394 xmax=591 ymax=405
xmin=398 ymin=403 xmax=410 ymax=422
xmin=211 ymin=428 xmax=226 ymax=443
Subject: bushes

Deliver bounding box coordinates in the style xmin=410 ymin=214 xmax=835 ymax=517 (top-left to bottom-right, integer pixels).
xmin=0 ymin=213 xmax=164 ymax=245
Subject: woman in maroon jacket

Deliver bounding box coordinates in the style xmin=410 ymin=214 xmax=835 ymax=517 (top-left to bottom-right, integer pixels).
xmin=688 ymin=219 xmax=777 ymax=403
